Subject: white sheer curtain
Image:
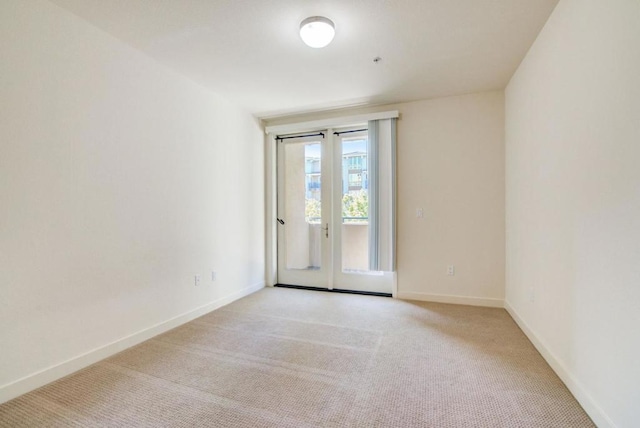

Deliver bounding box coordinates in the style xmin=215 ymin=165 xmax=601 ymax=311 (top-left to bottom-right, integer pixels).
xmin=367 ymin=118 xmax=397 ymax=272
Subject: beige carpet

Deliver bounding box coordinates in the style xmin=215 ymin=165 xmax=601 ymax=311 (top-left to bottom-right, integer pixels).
xmin=0 ymin=287 xmax=594 ymax=427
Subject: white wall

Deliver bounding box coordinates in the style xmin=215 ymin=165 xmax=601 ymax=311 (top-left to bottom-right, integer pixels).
xmin=0 ymin=0 xmax=264 ymax=402
xmin=505 ymin=0 xmax=640 ymax=426
xmin=395 ymin=93 xmax=505 ymax=306
xmin=265 ymin=91 xmax=506 ymax=307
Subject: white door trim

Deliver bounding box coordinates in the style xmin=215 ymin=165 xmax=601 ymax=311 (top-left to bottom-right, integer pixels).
xmin=265 ymin=111 xmax=399 ymax=135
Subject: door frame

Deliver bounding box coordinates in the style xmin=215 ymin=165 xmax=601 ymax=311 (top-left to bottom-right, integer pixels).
xmin=331 ymin=129 xmax=395 ymax=295
xmin=275 ymin=132 xmax=332 ymax=289
xmin=264 ymin=110 xmax=400 ymax=297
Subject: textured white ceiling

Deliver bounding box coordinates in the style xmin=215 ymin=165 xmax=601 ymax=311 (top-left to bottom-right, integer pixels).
xmin=49 ymin=0 xmax=559 ymax=118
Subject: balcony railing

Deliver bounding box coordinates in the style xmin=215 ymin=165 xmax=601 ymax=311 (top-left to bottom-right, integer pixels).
xmin=307 ymin=216 xmax=368 ymax=223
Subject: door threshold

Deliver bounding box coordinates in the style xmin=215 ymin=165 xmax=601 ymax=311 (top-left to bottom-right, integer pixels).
xmin=275 ymin=283 xmax=392 ymax=298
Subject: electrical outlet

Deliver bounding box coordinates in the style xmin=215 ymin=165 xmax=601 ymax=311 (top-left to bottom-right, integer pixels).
xmin=194 ymin=275 xmax=201 ymax=287
xmin=416 ymin=208 xmax=424 ymax=218
xmin=447 ymin=265 xmax=455 ymax=276
xmin=211 ymin=271 xmax=217 ymax=281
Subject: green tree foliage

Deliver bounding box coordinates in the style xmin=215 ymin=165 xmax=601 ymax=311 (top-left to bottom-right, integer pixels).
xmin=305 ymin=198 xmax=321 ymax=222
xmin=342 ymin=190 xmax=368 ymax=222
xmin=305 ymin=190 xmax=369 ymax=223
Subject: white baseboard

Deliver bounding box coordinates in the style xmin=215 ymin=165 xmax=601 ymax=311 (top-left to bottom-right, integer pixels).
xmin=504 ymin=300 xmax=616 ymax=428
xmin=397 ymin=291 xmax=504 ymax=308
xmin=0 ymin=281 xmax=264 ymax=405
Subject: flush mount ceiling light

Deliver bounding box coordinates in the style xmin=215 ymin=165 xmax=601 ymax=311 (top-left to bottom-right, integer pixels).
xmin=299 ymin=16 xmax=335 ymax=48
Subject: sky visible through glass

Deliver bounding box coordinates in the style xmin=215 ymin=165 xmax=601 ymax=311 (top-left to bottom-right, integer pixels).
xmin=304 ymin=139 xmax=367 ymax=158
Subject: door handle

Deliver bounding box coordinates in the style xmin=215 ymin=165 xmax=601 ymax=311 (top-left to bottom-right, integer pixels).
xmin=277 ymin=218 xmax=285 ymax=225
xmin=321 ymin=223 xmax=329 ymax=238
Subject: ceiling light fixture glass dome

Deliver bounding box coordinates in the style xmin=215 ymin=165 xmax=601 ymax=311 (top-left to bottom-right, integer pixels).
xmin=299 ymin=16 xmax=335 ymax=48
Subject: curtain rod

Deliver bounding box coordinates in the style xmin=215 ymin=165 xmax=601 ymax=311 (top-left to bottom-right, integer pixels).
xmin=275 ymin=132 xmax=325 ymax=141
xmin=334 ymin=128 xmax=367 ymax=136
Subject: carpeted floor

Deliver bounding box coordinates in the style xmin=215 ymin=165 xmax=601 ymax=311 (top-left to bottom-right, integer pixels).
xmin=0 ymin=287 xmax=594 ymax=427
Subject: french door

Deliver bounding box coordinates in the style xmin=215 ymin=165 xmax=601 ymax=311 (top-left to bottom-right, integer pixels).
xmin=276 ymin=129 xmax=393 ymax=295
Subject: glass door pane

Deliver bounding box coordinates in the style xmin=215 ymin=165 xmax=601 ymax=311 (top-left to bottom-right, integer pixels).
xmin=340 ymin=136 xmax=370 ymax=272
xmin=277 ymin=135 xmax=329 ymax=289
xmin=284 ymin=142 xmax=322 ymax=270
xmin=332 ymin=130 xmax=393 ymax=295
